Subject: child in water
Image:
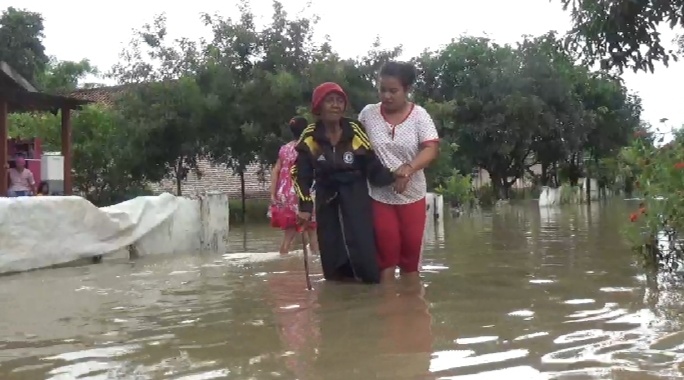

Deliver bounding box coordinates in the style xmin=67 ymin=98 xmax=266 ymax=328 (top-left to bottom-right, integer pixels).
xmin=270 ymin=117 xmax=319 ymax=254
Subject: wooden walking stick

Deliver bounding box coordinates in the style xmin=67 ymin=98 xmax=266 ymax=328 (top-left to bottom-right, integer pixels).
xmin=298 ymin=225 xmax=313 ymax=290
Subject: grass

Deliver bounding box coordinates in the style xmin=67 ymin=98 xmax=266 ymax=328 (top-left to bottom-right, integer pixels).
xmin=474 ymin=185 xmax=540 ymax=206
xmin=229 ymin=198 xmax=271 ymax=224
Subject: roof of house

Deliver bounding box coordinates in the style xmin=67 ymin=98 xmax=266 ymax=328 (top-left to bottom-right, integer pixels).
xmin=68 ymin=84 xmax=139 ymax=106
xmin=0 ymin=61 xmax=92 ymax=113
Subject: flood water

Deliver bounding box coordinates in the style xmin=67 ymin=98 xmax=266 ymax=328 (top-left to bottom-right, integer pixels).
xmin=2 ymin=200 xmax=684 ymax=379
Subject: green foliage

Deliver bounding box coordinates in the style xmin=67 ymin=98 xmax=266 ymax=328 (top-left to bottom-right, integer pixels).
xmin=0 ymin=2 xmax=642 ymax=212
xmin=413 ymin=33 xmax=640 ymax=199
xmin=0 ymin=7 xmax=101 ymax=91
xmin=36 ymin=58 xmax=100 ymax=92
xmin=559 ymin=184 xmax=579 ymax=205
xmin=625 ymin=128 xmax=684 ymax=269
xmin=0 ymin=7 xmax=48 ymax=84
xmin=434 ymin=172 xmax=475 ymax=207
xmin=116 ymin=78 xmax=206 ymax=195
xmin=425 ymin=140 xmax=460 ymax=191
xmin=558 ymin=0 xmax=682 ymax=72
xmin=474 ymin=184 xmax=497 ymax=207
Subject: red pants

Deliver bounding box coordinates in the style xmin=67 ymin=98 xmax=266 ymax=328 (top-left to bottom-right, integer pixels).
xmin=372 ymin=198 xmax=426 ymax=272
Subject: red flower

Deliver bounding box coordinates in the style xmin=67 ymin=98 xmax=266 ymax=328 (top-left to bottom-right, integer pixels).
xmin=629 ymin=213 xmax=638 ymax=222
xmin=675 ymin=162 xmax=684 ymax=170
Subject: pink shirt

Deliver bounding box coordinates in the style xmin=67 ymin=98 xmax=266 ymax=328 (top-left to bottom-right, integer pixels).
xmin=8 ymin=168 xmax=35 ymax=193
xmin=359 ymin=103 xmax=439 ymax=205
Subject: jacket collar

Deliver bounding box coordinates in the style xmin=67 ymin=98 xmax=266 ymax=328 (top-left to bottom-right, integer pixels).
xmin=312 ymin=117 xmax=355 ymax=146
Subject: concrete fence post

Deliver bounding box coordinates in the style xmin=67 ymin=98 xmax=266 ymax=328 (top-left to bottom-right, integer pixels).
xmin=199 ymin=191 xmax=229 ymax=253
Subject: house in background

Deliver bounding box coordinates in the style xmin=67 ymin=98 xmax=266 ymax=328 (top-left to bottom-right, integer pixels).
xmin=471 ymin=164 xmax=543 ymax=189
xmin=1 ymin=61 xmax=91 ymax=196
xmin=69 ymin=85 xmax=271 ymax=199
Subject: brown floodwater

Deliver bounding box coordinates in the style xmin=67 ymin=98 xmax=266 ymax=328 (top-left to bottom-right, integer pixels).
xmin=2 ymin=200 xmax=684 ymax=379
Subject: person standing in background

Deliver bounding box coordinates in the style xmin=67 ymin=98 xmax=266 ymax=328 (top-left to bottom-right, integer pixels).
xmin=359 ymin=62 xmax=440 ymax=284
xmin=8 ymin=154 xmax=36 ymax=197
xmin=270 ymin=117 xmax=319 ymax=254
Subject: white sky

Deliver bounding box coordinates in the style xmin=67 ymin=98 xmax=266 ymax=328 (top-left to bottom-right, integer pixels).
xmin=7 ymin=0 xmax=683 ymax=133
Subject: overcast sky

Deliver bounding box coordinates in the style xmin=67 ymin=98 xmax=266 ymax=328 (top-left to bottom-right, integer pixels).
xmin=7 ymin=0 xmax=684 ymax=133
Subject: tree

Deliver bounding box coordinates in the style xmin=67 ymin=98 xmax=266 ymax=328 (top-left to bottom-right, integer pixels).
xmin=558 ymin=0 xmax=682 ymax=72
xmin=110 ymin=13 xmax=204 ymax=84
xmin=36 ymin=58 xmax=101 ymax=92
xmin=198 ymin=0 xmax=341 ymax=216
xmin=0 ymin=8 xmax=101 ymax=92
xmin=413 ymin=32 xmax=641 ymax=199
xmin=415 ymin=37 xmax=542 ymax=199
xmin=117 ymin=78 xmax=206 ymax=196
xmin=112 ymin=13 xmax=207 ymax=196
xmin=517 ymin=33 xmax=585 ymax=187
xmin=0 ymin=7 xmax=49 ymax=84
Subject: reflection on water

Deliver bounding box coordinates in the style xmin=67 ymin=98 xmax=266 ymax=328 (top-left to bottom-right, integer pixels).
xmin=3 ymin=200 xmax=684 ymax=379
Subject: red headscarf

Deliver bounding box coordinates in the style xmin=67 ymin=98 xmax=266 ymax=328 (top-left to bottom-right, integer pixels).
xmin=311 ymin=82 xmax=348 ymax=114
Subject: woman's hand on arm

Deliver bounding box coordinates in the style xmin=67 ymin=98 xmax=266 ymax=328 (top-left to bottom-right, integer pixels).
xmin=392 ymin=164 xmax=412 ymax=193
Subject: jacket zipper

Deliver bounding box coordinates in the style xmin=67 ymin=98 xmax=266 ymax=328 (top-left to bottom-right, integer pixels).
xmin=332 ymin=145 xmax=358 ymax=280
xmin=337 ymin=207 xmax=358 ymax=280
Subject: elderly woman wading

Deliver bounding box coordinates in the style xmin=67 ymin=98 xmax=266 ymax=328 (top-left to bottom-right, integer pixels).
xmin=358 ymin=62 xmax=440 ymax=284
xmin=291 ymin=82 xmax=408 ymax=284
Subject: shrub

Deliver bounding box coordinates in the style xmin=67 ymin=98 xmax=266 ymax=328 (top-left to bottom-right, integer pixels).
xmin=434 ymin=171 xmax=475 ymax=207
xmin=625 ymin=129 xmax=684 ymax=269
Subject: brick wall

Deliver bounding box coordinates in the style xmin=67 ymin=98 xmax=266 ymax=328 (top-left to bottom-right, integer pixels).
xmin=148 ymin=158 xmax=272 ymax=199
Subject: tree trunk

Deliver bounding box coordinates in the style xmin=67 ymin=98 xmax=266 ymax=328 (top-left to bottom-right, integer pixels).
xmin=175 ymin=157 xmax=183 ymax=196
xmin=552 ymin=162 xmax=559 ymax=187
xmin=239 ymin=169 xmax=246 ymax=222
xmin=585 ymin=167 xmax=591 ymax=203
xmin=490 ymin=173 xmax=507 ymax=199
xmin=541 ymin=162 xmax=549 ymax=187
xmin=504 ymin=177 xmax=519 ymax=199
xmin=625 ymin=176 xmax=634 ymax=197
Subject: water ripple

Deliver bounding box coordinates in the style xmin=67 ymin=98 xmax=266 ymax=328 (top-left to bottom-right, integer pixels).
xmin=1 ymin=203 xmax=684 ymax=379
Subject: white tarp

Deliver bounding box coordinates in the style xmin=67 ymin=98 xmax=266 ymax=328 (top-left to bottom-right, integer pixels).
xmin=0 ymin=193 xmax=192 ymax=274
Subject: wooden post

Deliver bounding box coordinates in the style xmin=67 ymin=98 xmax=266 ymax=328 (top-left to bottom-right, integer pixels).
xmin=61 ymin=107 xmax=72 ymax=195
xmin=0 ymin=101 xmax=7 ymax=197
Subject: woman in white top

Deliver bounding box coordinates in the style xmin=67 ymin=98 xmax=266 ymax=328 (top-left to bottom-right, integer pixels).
xmin=358 ymin=62 xmax=440 ymax=283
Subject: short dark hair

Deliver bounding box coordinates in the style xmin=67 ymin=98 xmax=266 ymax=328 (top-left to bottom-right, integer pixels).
xmin=289 ymin=116 xmax=309 ymax=140
xmin=379 ymin=61 xmax=417 ymax=88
